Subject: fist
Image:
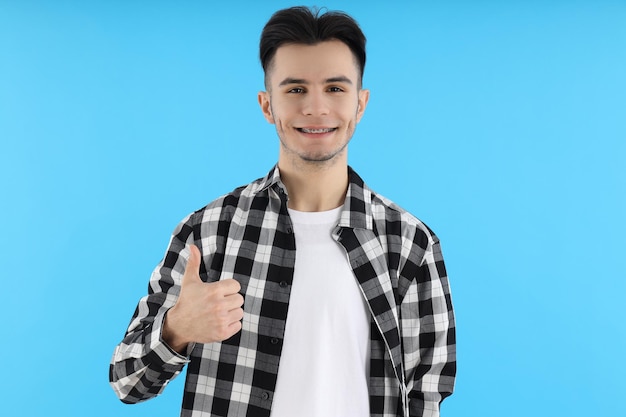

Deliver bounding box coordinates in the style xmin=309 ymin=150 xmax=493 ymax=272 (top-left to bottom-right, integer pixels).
xmin=163 ymin=245 xmax=244 ymax=352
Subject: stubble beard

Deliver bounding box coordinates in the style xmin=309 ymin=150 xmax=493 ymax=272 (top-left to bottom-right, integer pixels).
xmin=276 ymin=125 xmax=353 ymax=169
xmin=271 ymin=107 xmax=357 ymax=168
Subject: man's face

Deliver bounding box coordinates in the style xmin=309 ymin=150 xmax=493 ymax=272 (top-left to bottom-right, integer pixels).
xmin=258 ymin=40 xmax=369 ymax=167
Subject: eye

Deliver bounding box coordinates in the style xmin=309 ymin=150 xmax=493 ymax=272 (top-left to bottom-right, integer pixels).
xmin=328 ymin=86 xmax=344 ymax=93
xmin=288 ymin=87 xmax=305 ymax=94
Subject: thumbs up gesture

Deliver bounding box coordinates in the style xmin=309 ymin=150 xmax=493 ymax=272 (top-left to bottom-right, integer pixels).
xmin=162 ymin=245 xmax=244 ymax=354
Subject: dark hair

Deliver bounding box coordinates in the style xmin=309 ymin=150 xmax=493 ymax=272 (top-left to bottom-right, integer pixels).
xmin=260 ymin=6 xmax=366 ymax=86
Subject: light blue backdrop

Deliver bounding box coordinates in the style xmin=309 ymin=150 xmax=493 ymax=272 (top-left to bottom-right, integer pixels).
xmin=1 ymin=0 xmax=624 ymax=416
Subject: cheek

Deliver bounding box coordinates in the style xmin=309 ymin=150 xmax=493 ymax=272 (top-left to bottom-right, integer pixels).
xmin=273 ymin=116 xmax=288 ymax=135
xmin=342 ymin=99 xmax=361 ymax=119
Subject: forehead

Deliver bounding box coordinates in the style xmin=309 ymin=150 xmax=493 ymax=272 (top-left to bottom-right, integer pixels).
xmin=269 ymin=40 xmax=360 ymax=84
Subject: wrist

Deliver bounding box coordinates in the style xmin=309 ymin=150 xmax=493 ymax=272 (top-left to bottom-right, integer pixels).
xmin=162 ymin=308 xmax=190 ymax=354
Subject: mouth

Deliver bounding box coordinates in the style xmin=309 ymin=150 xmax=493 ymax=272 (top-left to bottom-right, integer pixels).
xmin=296 ymin=127 xmax=337 ymax=134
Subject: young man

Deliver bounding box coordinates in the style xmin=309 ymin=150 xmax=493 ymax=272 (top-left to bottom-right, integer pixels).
xmin=110 ymin=6 xmax=456 ymax=417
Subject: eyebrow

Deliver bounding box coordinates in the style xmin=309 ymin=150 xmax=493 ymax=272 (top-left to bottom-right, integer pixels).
xmin=278 ymin=76 xmax=353 ymax=86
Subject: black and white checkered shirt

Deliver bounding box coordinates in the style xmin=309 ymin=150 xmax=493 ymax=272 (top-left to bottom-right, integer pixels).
xmin=110 ymin=166 xmax=456 ymax=417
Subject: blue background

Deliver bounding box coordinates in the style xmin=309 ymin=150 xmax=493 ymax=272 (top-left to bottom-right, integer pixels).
xmin=1 ymin=1 xmax=624 ymax=415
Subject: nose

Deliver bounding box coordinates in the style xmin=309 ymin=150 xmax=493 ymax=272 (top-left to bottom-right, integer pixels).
xmin=302 ymin=91 xmax=330 ymax=116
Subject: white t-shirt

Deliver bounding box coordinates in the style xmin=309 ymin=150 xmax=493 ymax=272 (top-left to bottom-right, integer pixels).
xmin=271 ymin=206 xmax=371 ymax=417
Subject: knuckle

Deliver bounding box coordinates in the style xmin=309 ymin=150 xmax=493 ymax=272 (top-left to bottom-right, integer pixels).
xmin=224 ymin=278 xmax=241 ymax=291
xmin=218 ymin=326 xmax=233 ymax=341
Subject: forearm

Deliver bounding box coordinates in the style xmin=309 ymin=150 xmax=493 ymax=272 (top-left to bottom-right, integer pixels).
xmin=109 ymin=309 xmax=190 ymax=403
xmin=403 ymin=237 xmax=456 ymax=416
xmin=407 ymin=360 xmax=456 ymax=417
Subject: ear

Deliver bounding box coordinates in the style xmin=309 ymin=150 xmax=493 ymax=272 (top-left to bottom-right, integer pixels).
xmin=258 ymin=91 xmax=275 ymax=124
xmin=356 ymin=88 xmax=370 ymax=123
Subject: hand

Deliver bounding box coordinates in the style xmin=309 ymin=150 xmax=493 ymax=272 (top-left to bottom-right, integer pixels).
xmin=162 ymin=245 xmax=244 ymax=353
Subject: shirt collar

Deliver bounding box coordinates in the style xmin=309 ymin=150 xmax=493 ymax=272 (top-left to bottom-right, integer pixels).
xmin=256 ymin=164 xmax=287 ymax=194
xmin=340 ymin=166 xmax=373 ymax=230
xmin=256 ymin=164 xmax=374 ymax=231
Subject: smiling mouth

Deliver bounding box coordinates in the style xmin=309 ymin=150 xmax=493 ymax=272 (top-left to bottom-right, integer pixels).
xmin=297 ymin=127 xmax=337 ymax=134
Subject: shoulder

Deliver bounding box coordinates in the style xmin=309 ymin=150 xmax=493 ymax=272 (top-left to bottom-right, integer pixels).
xmin=176 ymin=173 xmax=272 ymax=234
xmin=368 ymin=186 xmax=440 ymax=251
xmin=346 ymin=167 xmax=440 ymax=251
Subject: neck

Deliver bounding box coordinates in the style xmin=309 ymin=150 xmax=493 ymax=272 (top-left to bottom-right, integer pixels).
xmin=278 ymin=158 xmax=349 ymax=212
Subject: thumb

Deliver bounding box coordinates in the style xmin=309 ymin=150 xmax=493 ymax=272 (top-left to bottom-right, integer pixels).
xmin=181 ymin=244 xmax=202 ymax=286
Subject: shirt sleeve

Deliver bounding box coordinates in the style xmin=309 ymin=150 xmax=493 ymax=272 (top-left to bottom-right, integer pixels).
xmin=400 ymin=235 xmax=456 ymax=417
xmin=109 ymin=217 xmax=195 ymax=404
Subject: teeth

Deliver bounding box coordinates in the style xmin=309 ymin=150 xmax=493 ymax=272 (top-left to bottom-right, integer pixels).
xmin=300 ymin=128 xmax=335 ymax=133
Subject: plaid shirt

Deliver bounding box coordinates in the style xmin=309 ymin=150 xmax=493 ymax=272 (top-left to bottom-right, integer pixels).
xmin=110 ymin=166 xmax=456 ymax=417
